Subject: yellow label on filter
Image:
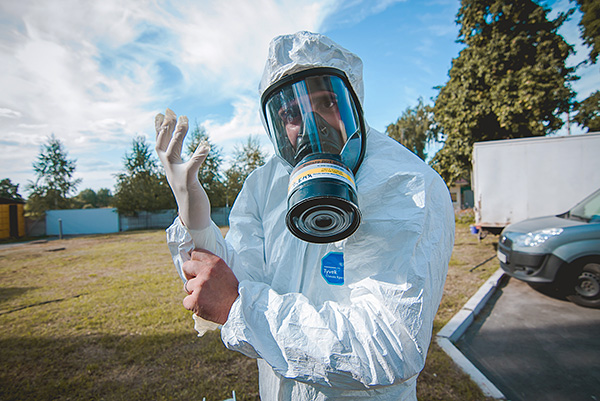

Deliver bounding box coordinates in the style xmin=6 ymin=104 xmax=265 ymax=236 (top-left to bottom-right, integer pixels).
xmin=289 ymin=162 xmax=356 ymax=193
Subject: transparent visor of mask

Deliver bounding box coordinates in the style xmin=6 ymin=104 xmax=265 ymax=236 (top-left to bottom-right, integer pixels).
xmin=262 ymin=71 xmax=365 ymax=173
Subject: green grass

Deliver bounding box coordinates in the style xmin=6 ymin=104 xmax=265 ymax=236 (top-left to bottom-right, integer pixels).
xmin=0 ymin=231 xmax=259 ymax=400
xmin=418 ymin=215 xmax=499 ymax=401
xmin=0 ymin=219 xmax=499 ymax=400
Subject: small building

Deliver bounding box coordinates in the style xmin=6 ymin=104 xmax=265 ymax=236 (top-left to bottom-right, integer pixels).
xmin=0 ymin=197 xmax=26 ymax=239
xmin=449 ymin=179 xmax=474 ymax=210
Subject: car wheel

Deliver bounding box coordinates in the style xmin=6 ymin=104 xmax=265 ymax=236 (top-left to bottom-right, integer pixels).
xmin=566 ymin=261 xmax=600 ymax=308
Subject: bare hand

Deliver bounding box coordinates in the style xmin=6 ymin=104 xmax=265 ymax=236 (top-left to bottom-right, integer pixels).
xmin=182 ymin=249 xmax=239 ymax=325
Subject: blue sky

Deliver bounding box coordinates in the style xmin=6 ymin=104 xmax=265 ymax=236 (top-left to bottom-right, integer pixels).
xmin=0 ymin=0 xmax=597 ymax=193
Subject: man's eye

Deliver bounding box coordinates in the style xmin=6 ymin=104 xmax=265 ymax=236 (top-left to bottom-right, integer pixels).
xmin=281 ymin=107 xmax=300 ymax=123
xmin=316 ymin=95 xmax=337 ymax=111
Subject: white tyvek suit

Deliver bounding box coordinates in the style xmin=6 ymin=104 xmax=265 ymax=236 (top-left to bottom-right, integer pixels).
xmin=167 ymin=31 xmax=454 ymax=400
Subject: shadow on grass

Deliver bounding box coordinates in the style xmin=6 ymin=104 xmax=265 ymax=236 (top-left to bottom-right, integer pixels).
xmin=0 ymin=291 xmax=87 ymax=316
xmin=0 ymin=331 xmax=259 ymax=401
xmin=0 ymin=287 xmax=37 ymax=305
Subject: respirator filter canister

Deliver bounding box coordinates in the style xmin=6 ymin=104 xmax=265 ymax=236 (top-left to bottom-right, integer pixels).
xmin=286 ymin=154 xmax=360 ymax=243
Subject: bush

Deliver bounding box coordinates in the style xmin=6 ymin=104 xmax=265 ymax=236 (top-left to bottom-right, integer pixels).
xmin=455 ymin=208 xmax=475 ymax=225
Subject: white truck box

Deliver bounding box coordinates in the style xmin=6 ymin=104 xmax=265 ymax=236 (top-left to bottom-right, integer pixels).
xmin=472 ymin=133 xmax=600 ymax=234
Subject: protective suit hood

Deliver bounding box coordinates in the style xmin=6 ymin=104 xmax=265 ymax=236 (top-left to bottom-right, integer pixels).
xmin=259 ymin=31 xmax=365 ymax=116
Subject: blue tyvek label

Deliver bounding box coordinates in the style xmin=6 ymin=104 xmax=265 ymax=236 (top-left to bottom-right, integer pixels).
xmin=321 ymin=252 xmax=344 ymax=285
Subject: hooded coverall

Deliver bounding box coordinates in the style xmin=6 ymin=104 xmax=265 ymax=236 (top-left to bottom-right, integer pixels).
xmin=167 ymin=31 xmax=455 ymax=400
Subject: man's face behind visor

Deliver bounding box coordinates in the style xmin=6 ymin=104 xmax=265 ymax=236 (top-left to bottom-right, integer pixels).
xmin=262 ymin=70 xmax=364 ymax=171
xmin=278 ymin=89 xmax=345 ymax=149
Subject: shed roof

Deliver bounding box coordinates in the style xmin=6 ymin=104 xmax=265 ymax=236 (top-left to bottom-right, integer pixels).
xmin=0 ymin=197 xmax=26 ymax=205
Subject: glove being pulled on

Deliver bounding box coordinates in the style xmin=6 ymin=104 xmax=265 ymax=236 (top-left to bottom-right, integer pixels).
xmin=155 ymin=109 xmax=217 ymax=247
xmin=156 ymin=109 xmax=221 ymax=335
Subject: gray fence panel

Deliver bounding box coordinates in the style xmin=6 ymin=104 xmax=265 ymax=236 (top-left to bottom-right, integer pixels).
xmin=25 ymin=217 xmax=46 ymax=237
xmin=119 ymin=209 xmax=178 ymax=231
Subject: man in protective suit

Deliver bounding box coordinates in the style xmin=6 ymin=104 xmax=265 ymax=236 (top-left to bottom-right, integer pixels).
xmin=156 ymin=31 xmax=454 ymax=400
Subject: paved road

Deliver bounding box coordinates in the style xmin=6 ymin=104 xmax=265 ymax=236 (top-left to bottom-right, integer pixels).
xmin=456 ymin=276 xmax=600 ymax=401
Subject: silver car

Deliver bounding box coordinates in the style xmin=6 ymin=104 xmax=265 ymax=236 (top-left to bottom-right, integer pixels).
xmin=497 ymin=188 xmax=600 ymax=308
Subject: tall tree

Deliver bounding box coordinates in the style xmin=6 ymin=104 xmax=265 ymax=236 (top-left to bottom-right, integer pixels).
xmin=124 ymin=135 xmax=157 ymax=175
xmin=224 ymin=135 xmax=266 ymax=206
xmin=223 ymin=166 xmax=244 ymax=208
xmin=26 ymin=135 xmax=81 ymax=216
xmin=571 ymin=0 xmax=600 ymax=64
xmin=113 ymin=136 xmax=175 ymax=215
xmin=432 ymin=0 xmax=577 ymax=184
xmin=0 ymin=178 xmax=24 ymax=202
xmin=386 ymin=97 xmax=440 ymax=161
xmin=569 ymin=1 xmax=600 ymax=132
xmin=573 ymin=90 xmax=600 ymax=131
xmin=185 ymin=123 xmax=226 ymax=207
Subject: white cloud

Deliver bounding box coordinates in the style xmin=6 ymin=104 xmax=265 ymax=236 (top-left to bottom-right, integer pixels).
xmin=203 ymin=96 xmax=263 ymax=142
xmin=164 ymin=0 xmax=336 ymax=99
xmin=18 ymin=123 xmax=48 ymax=129
xmin=0 ymin=0 xmax=339 ymax=191
xmin=0 ymin=108 xmax=22 ymax=118
xmin=201 ymin=95 xmax=274 ymax=166
xmin=320 ymin=0 xmax=407 ymax=28
xmin=0 ymin=1 xmax=159 ymax=160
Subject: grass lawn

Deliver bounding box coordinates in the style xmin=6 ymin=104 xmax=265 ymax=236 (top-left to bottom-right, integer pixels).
xmin=0 ymin=213 xmax=499 ymax=400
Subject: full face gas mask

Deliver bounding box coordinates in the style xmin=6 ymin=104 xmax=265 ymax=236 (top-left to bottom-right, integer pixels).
xmin=261 ymin=67 xmax=366 ymax=243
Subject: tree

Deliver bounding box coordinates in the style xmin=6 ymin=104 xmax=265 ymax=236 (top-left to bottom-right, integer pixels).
xmin=573 ymin=90 xmax=600 ymax=131
xmin=236 ymin=135 xmax=266 ymax=174
xmin=113 ymin=136 xmax=175 ymax=215
xmin=124 ymin=134 xmax=158 ymax=175
xmin=569 ymin=1 xmax=600 ymax=132
xmin=96 ymin=188 xmax=113 ymax=207
xmin=224 ymin=135 xmax=266 ymax=206
xmin=386 ymin=98 xmax=440 ymax=161
xmin=72 ymin=188 xmax=97 ymax=209
xmin=0 ymin=179 xmax=24 ymax=202
xmin=185 ymin=122 xmax=226 ymax=207
xmin=72 ymin=188 xmax=113 ymax=209
xmin=571 ymin=0 xmax=600 ymax=64
xmin=432 ymin=0 xmax=577 ymax=184
xmin=223 ymin=166 xmax=244 ymax=208
xmin=26 ymin=135 xmax=81 ymax=216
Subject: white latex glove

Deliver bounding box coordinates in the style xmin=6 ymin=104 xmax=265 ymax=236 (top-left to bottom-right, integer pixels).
xmin=155 ymin=108 xmax=211 ymax=232
xmin=156 ymin=109 xmax=221 ymax=336
xmin=192 ymin=313 xmax=220 ymax=336
xmin=155 ymin=109 xmax=218 ymax=253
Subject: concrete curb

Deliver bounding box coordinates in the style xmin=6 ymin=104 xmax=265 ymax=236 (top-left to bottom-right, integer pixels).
xmin=436 ymin=268 xmax=507 ymax=400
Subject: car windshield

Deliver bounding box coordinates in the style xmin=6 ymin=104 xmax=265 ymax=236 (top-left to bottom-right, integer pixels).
xmin=567 ymin=189 xmax=600 ymax=222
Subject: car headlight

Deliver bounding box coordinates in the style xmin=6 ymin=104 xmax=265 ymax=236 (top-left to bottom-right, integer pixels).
xmin=515 ymin=228 xmax=563 ymax=247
